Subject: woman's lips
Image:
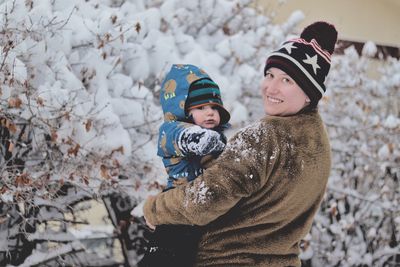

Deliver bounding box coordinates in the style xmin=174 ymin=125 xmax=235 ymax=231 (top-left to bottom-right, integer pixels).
xmin=267 ymin=96 xmax=283 ymax=103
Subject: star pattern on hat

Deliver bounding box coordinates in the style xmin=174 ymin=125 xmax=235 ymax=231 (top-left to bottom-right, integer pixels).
xmin=282 ymin=42 xmax=297 ymax=54
xmin=303 ymin=54 xmax=320 ymax=74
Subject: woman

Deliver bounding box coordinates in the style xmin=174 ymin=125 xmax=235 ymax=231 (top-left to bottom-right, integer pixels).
xmin=143 ymin=21 xmax=337 ymax=267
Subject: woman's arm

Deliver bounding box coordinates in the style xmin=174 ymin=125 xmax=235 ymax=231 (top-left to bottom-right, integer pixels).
xmin=145 ymin=122 xmax=278 ymax=226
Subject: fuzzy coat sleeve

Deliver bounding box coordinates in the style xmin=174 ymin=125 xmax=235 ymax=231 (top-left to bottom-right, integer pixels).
xmin=144 ymin=120 xmax=279 ymax=226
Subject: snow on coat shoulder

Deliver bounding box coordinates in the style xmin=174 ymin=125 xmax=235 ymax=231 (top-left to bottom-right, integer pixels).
xmin=226 ymin=121 xmax=269 ymax=159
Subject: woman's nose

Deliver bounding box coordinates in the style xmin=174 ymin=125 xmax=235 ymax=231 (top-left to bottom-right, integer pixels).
xmin=265 ymin=80 xmax=278 ymax=94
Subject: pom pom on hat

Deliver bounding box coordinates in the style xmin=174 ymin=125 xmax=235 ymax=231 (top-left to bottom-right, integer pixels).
xmin=264 ymin=21 xmax=338 ymax=109
xmin=300 ymin=21 xmax=338 ymax=54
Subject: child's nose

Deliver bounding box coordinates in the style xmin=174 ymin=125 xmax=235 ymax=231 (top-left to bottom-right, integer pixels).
xmin=206 ymin=107 xmax=215 ymax=115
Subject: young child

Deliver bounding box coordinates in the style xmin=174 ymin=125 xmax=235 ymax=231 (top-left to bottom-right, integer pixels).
xmin=137 ymin=64 xmax=230 ymax=267
xmin=158 ymin=64 xmax=230 ymax=190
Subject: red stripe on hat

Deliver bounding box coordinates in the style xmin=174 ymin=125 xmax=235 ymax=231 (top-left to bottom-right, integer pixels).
xmin=291 ymin=38 xmax=331 ymax=63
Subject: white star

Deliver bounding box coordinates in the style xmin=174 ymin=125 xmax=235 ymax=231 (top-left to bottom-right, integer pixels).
xmin=303 ymin=54 xmax=320 ymax=74
xmin=281 ymin=42 xmax=296 ymax=54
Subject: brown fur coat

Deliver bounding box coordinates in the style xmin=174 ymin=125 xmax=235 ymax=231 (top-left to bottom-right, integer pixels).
xmin=144 ymin=111 xmax=331 ymax=266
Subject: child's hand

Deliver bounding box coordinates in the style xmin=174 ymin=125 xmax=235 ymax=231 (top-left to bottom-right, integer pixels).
xmin=179 ymin=126 xmax=226 ymax=156
xmin=201 ymin=132 xmax=226 ymax=154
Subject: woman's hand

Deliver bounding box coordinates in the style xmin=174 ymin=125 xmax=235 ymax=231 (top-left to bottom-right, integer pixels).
xmin=143 ymin=195 xmax=157 ymax=230
xmin=144 ymin=214 xmax=156 ymax=230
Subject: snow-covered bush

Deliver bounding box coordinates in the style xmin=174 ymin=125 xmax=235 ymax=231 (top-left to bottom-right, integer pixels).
xmin=309 ymin=48 xmax=400 ymax=267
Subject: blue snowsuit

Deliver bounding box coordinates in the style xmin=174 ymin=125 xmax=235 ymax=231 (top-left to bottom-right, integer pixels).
xmin=157 ymin=64 xmax=228 ymax=189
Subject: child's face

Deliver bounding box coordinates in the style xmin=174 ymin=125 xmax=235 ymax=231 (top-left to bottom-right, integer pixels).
xmin=189 ymin=105 xmax=221 ymax=129
xmin=261 ymin=67 xmax=310 ymax=116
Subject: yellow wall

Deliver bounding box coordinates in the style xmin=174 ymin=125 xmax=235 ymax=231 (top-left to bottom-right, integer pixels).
xmin=256 ymin=0 xmax=400 ymax=47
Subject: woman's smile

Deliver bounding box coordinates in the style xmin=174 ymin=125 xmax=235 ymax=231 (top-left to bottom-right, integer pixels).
xmin=267 ymin=96 xmax=284 ymax=103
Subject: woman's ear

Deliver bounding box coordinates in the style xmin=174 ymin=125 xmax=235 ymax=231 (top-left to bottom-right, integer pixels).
xmin=305 ymin=98 xmax=311 ymax=103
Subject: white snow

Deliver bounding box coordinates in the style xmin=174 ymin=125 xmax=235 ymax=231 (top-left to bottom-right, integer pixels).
xmin=362 ymin=41 xmax=378 ymax=57
xmin=383 ymin=114 xmax=400 ymax=129
xmin=131 ymin=199 xmax=145 ymax=218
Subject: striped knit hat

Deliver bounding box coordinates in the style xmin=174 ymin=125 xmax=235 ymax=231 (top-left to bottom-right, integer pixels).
xmin=186 ymin=78 xmax=230 ymax=124
xmin=264 ymin=21 xmax=338 ymax=108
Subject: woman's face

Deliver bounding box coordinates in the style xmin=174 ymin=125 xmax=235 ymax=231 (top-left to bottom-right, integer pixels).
xmin=261 ymin=67 xmax=310 ymax=116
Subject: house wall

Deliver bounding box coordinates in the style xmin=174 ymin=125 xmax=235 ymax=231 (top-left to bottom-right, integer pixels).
xmin=256 ymin=0 xmax=400 ymax=47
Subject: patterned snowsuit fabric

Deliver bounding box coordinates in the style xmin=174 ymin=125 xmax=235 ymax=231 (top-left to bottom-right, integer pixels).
xmin=157 ymin=64 xmax=227 ymax=189
xmin=144 ymin=111 xmax=331 ymax=267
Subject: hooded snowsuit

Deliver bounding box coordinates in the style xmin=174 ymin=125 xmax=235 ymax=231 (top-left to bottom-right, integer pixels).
xmin=158 ymin=64 xmax=228 ymax=189
xmin=144 ymin=111 xmax=331 ymax=266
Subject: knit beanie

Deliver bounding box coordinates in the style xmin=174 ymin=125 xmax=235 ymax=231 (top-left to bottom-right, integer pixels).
xmin=264 ymin=21 xmax=338 ymax=108
xmin=186 ymin=78 xmax=230 ymax=125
